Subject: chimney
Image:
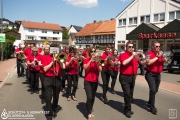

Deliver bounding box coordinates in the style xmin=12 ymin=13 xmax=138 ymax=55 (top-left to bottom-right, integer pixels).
xmin=94 ymin=20 xmax=96 ymax=23
xmin=111 ymin=18 xmax=115 ymax=20
xmin=43 ymin=21 xmax=45 ymax=23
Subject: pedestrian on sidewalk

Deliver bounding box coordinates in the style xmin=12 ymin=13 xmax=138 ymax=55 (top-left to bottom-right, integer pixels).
xmin=83 ymin=46 xmax=102 ymax=120
xmin=145 ymin=41 xmax=169 ymax=115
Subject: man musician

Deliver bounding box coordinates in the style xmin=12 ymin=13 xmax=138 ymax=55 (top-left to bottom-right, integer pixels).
xmin=15 ymin=43 xmax=25 ymax=78
xmin=40 ymin=45 xmax=62 ymax=120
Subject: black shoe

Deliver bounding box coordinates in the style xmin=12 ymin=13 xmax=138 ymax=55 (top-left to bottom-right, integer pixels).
xmin=41 ymin=99 xmax=45 ymax=104
xmin=36 ymin=90 xmax=39 ymax=94
xmin=150 ymin=108 xmax=157 ymax=115
xmin=53 ymin=111 xmax=57 ymax=118
xmin=103 ymin=97 xmax=109 ymax=104
xmin=111 ymin=90 xmax=115 ymax=94
xmin=130 ymin=111 xmax=134 ymax=115
xmin=30 ymin=90 xmax=34 ymax=94
xmin=125 ymin=111 xmax=131 ymax=118
xmin=18 ymin=75 xmax=21 ymax=78
xmin=47 ymin=116 xmax=52 ymax=120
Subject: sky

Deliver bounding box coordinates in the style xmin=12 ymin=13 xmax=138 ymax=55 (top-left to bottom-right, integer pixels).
xmin=3 ymin=0 xmax=133 ymax=27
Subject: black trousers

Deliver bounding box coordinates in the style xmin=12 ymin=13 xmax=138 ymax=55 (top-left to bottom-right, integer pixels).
xmin=67 ymin=74 xmax=78 ymax=97
xmin=16 ymin=59 xmax=24 ymax=75
xmin=30 ymin=71 xmax=39 ymax=90
xmin=145 ymin=72 xmax=161 ymax=109
xmin=44 ymin=76 xmax=62 ymax=116
xmin=61 ymin=69 xmax=67 ymax=89
xmin=79 ymin=62 xmax=83 ymax=76
xmin=139 ymin=64 xmax=145 ymax=75
xmin=39 ymin=73 xmax=45 ymax=99
xmin=109 ymin=70 xmax=118 ymax=91
xmin=101 ymin=69 xmax=110 ymax=98
xmin=84 ymin=80 xmax=98 ymax=114
xmin=119 ymin=74 xmax=136 ymax=112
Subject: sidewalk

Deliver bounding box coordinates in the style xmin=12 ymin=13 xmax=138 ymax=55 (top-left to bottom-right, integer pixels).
xmin=0 ymin=58 xmax=16 ymax=89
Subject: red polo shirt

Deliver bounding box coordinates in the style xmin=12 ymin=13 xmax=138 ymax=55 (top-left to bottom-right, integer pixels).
xmin=109 ymin=57 xmax=119 ymax=71
xmin=24 ymin=47 xmax=32 ymax=58
xmin=42 ymin=54 xmax=56 ymax=77
xmin=26 ymin=54 xmax=40 ymax=71
xmin=100 ymin=52 xmax=113 ymax=69
xmin=82 ymin=50 xmax=87 ymax=58
xmin=84 ymin=58 xmax=99 ymax=82
xmin=15 ymin=48 xmax=24 ymax=58
xmin=66 ymin=56 xmax=78 ymax=75
xmin=36 ymin=54 xmax=44 ymax=73
xmin=119 ymin=51 xmax=139 ymax=75
xmin=146 ymin=51 xmax=164 ymax=74
xmin=38 ymin=48 xmax=42 ymax=54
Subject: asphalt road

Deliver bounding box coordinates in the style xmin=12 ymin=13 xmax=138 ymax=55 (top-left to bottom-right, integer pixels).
xmin=0 ymin=69 xmax=179 ymax=120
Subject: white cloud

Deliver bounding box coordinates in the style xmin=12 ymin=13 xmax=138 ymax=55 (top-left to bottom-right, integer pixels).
xmin=63 ymin=0 xmax=98 ymax=8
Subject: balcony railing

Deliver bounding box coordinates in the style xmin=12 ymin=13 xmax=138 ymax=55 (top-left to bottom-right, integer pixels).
xmin=76 ymin=39 xmax=114 ymax=44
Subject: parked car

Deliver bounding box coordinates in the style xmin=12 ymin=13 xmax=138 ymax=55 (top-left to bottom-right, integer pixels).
xmin=167 ymin=46 xmax=180 ymax=73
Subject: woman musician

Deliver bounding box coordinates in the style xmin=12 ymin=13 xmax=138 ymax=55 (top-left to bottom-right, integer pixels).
xmin=66 ymin=47 xmax=79 ymax=101
xmin=26 ymin=47 xmax=40 ymax=94
xmin=108 ymin=49 xmax=120 ymax=94
xmin=83 ymin=47 xmax=102 ymax=120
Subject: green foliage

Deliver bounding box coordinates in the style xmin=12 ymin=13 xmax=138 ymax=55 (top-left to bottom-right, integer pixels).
xmin=4 ymin=28 xmax=10 ymax=32
xmin=62 ymin=29 xmax=69 ymax=40
xmin=0 ymin=34 xmax=16 ymax=60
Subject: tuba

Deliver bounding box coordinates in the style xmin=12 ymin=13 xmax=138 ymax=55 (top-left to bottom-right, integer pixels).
xmin=56 ymin=53 xmax=68 ymax=63
xmin=17 ymin=40 xmax=28 ymax=60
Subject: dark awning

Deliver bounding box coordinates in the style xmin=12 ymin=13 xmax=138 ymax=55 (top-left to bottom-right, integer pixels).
xmin=126 ymin=23 xmax=160 ymax=40
xmin=158 ymin=19 xmax=180 ymax=38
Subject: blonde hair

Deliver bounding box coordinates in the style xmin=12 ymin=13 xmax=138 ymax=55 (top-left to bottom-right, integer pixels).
xmin=32 ymin=47 xmax=38 ymax=51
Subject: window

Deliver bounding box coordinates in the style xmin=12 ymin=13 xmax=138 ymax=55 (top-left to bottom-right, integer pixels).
xmin=28 ymin=36 xmax=34 ymax=40
xmin=28 ymin=29 xmax=34 ymax=32
xmin=129 ymin=18 xmax=133 ymax=25
xmin=123 ymin=19 xmax=126 ymax=25
xmin=154 ymin=14 xmax=158 ymax=22
xmin=176 ymin=11 xmax=180 ymax=19
xmin=53 ymin=31 xmax=59 ymax=34
xmin=53 ymin=37 xmax=57 ymax=40
xmin=160 ymin=13 xmax=165 ymax=21
xmin=169 ymin=12 xmax=175 ymax=20
xmin=42 ymin=30 xmax=47 ymax=33
xmin=41 ymin=37 xmax=46 ymax=39
xmin=134 ymin=17 xmax=137 ymax=24
xmin=141 ymin=15 xmax=150 ymax=23
xmin=141 ymin=16 xmax=145 ymax=23
xmin=119 ymin=19 xmax=126 ymax=26
xmin=146 ymin=16 xmax=150 ymax=23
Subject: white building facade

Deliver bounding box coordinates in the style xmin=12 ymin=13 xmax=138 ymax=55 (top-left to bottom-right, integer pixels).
xmin=115 ymin=0 xmax=180 ymax=52
xmin=19 ymin=21 xmax=63 ymax=47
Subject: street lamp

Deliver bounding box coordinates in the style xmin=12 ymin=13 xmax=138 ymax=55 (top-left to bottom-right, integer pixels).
xmin=1 ymin=0 xmax=3 ymax=61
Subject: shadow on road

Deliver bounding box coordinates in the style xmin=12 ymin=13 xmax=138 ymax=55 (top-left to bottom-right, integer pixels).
xmin=42 ymin=105 xmax=62 ymax=118
xmin=108 ymin=100 xmax=124 ymax=115
xmin=76 ymin=102 xmax=87 ymax=119
xmin=133 ymin=98 xmax=149 ymax=112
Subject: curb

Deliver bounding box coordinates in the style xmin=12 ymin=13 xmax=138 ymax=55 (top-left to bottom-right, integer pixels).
xmin=136 ymin=75 xmax=180 ymax=95
xmin=0 ymin=65 xmax=17 ymax=90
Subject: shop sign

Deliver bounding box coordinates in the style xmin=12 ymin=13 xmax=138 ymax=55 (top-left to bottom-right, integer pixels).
xmin=138 ymin=32 xmax=176 ymax=39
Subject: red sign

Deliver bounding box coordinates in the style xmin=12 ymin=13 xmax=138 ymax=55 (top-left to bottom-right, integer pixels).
xmin=138 ymin=32 xmax=176 ymax=39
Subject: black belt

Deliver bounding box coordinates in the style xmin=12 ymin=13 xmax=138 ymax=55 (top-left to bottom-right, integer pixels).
xmin=120 ymin=74 xmax=136 ymax=77
xmin=146 ymin=71 xmax=160 ymax=75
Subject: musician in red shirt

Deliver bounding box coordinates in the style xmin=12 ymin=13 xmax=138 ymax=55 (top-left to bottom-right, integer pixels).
xmin=118 ymin=41 xmax=146 ymax=118
xmin=41 ymin=45 xmax=62 ymax=120
xmin=26 ymin=47 xmax=40 ymax=94
xmin=66 ymin=47 xmax=79 ymax=101
xmin=100 ymin=45 xmax=113 ymax=104
xmin=145 ymin=41 xmax=169 ymax=115
xmin=15 ymin=43 xmax=25 ymax=78
xmin=108 ymin=49 xmax=120 ymax=94
xmin=83 ymin=46 xmax=102 ymax=120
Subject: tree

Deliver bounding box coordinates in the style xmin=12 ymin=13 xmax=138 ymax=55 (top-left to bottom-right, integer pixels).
xmin=62 ymin=29 xmax=69 ymax=40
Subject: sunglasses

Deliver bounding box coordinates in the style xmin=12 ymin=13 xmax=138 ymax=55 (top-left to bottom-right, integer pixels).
xmin=128 ymin=46 xmax=134 ymax=48
xmin=33 ymin=51 xmax=37 ymax=52
xmin=91 ymin=50 xmax=96 ymax=53
xmin=156 ymin=46 xmax=160 ymax=48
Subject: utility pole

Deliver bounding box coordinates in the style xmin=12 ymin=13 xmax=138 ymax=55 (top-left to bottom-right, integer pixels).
xmin=1 ymin=0 xmax=3 ymax=61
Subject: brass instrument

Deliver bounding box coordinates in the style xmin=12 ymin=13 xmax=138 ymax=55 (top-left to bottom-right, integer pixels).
xmin=56 ymin=53 xmax=68 ymax=63
xmin=17 ymin=40 xmax=28 ymax=60
xmin=94 ymin=50 xmax=106 ymax=66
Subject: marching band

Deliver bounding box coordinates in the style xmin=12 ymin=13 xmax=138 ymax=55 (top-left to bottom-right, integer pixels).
xmin=14 ymin=40 xmax=171 ymax=120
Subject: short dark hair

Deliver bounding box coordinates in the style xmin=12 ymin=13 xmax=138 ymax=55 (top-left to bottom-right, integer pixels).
xmin=126 ymin=41 xmax=134 ymax=48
